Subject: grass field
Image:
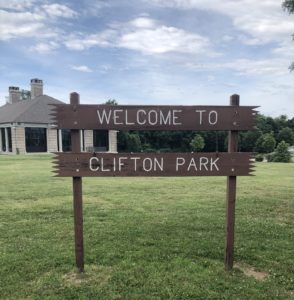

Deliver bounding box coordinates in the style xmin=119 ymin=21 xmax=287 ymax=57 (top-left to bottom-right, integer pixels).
xmin=0 ymin=155 xmax=293 ymax=300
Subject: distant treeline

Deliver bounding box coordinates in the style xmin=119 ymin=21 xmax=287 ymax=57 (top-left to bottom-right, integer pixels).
xmin=117 ymin=115 xmax=294 ymax=154
xmin=105 ymin=100 xmax=294 ymax=154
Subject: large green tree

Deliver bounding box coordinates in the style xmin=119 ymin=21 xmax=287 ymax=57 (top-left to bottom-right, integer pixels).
xmin=283 ymin=0 xmax=294 ymax=70
xmin=255 ymin=133 xmax=276 ymax=153
xmin=277 ymin=127 xmax=294 ymax=144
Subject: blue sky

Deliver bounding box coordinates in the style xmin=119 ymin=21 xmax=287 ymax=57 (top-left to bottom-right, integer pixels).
xmin=0 ymin=0 xmax=294 ymax=117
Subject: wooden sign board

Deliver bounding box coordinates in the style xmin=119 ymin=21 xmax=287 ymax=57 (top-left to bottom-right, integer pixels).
xmin=52 ymin=93 xmax=258 ymax=273
xmin=53 ymin=152 xmax=254 ymax=177
xmin=50 ymin=104 xmax=258 ymax=131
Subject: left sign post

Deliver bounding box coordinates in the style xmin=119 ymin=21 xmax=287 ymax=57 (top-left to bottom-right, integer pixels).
xmin=70 ymin=93 xmax=84 ymax=273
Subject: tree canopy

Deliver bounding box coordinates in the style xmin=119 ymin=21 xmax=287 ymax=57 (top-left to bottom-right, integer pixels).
xmin=283 ymin=0 xmax=294 ymax=13
xmin=282 ymin=0 xmax=294 ymax=70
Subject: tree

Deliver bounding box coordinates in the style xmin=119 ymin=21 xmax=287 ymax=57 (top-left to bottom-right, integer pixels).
xmin=190 ymin=134 xmax=205 ymax=152
xmin=277 ymin=127 xmax=294 ymax=144
xmin=239 ymin=130 xmax=262 ymax=152
xmin=271 ymin=141 xmax=292 ymax=162
xmin=282 ymin=0 xmax=294 ymax=70
xmin=283 ymin=0 xmax=294 ymax=13
xmin=255 ymin=133 xmax=276 ymax=153
xmin=126 ymin=133 xmax=141 ymax=152
xmin=104 ymin=99 xmax=118 ymax=105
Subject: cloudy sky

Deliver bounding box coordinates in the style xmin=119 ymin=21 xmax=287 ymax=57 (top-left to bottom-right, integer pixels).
xmin=0 ymin=0 xmax=294 ymax=117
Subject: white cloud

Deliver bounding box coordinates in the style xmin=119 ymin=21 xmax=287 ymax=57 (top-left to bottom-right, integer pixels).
xmin=64 ymin=30 xmax=115 ymax=50
xmin=0 ymin=10 xmax=46 ymax=40
xmin=30 ymin=41 xmax=59 ymax=54
xmin=70 ymin=65 xmax=93 ymax=72
xmin=222 ymin=58 xmax=289 ymax=76
xmin=0 ymin=0 xmax=35 ymax=10
xmin=65 ymin=16 xmax=215 ymax=56
xmin=41 ymin=4 xmax=78 ymax=19
xmin=148 ymin=0 xmax=294 ymax=44
xmin=118 ymin=22 xmax=211 ymax=55
xmin=0 ymin=3 xmax=77 ymax=41
xmin=272 ymin=40 xmax=294 ymax=57
xmin=184 ymin=57 xmax=290 ymax=77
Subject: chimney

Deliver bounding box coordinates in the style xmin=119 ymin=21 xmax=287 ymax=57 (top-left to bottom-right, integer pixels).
xmin=30 ymin=78 xmax=43 ymax=99
xmin=8 ymin=86 xmax=21 ymax=104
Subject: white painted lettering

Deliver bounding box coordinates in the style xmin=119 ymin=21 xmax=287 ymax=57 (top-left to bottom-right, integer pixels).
xmin=89 ymin=157 xmax=99 ymax=171
xmin=210 ymin=157 xmax=219 ymax=171
xmin=113 ymin=109 xmax=123 ymax=125
xmin=173 ymin=110 xmax=182 ymax=125
xmin=208 ymin=110 xmax=218 ymax=125
xmin=187 ymin=158 xmax=198 ymax=171
xmin=130 ymin=157 xmax=140 ymax=171
xmin=154 ymin=157 xmax=164 ymax=171
xmin=143 ymin=158 xmax=153 ymax=172
xmin=195 ymin=110 xmax=206 ymax=125
xmin=97 ymin=109 xmax=111 ymax=124
xmin=137 ymin=110 xmax=146 ymax=125
xmin=101 ymin=158 xmax=110 ymax=171
xmin=199 ymin=157 xmax=209 ymax=171
xmin=118 ymin=157 xmax=127 ymax=171
xmin=176 ymin=157 xmax=185 ymax=171
xmin=160 ymin=111 xmax=171 ymax=125
xmin=125 ymin=110 xmax=135 ymax=125
xmin=148 ymin=110 xmax=158 ymax=125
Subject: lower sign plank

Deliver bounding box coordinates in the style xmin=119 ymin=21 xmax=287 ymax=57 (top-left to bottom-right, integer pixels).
xmin=53 ymin=152 xmax=254 ymax=177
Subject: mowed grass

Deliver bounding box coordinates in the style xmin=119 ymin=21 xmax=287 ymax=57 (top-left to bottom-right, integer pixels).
xmin=0 ymin=155 xmax=293 ymax=300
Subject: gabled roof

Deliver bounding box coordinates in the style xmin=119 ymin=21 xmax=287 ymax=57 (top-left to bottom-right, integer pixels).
xmin=0 ymin=95 xmax=64 ymax=124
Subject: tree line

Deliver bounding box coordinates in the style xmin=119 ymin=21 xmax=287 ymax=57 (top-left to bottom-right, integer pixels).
xmin=117 ymin=114 xmax=294 ymax=153
xmin=104 ymin=100 xmax=293 ymax=162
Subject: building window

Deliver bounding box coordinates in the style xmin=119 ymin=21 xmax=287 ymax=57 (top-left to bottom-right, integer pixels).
xmin=25 ymin=128 xmax=47 ymax=153
xmin=93 ymin=130 xmax=109 ymax=152
xmin=81 ymin=130 xmax=85 ymax=152
xmin=7 ymin=128 xmax=12 ymax=152
xmin=1 ymin=128 xmax=6 ymax=152
xmin=62 ymin=129 xmax=71 ymax=152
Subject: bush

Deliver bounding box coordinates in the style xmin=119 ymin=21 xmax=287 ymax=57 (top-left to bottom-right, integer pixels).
xmin=266 ymin=153 xmax=274 ymax=162
xmin=271 ymin=141 xmax=291 ymax=163
xmin=255 ymin=154 xmax=264 ymax=162
xmin=190 ymin=134 xmax=205 ymax=152
xmin=265 ymin=142 xmax=291 ymax=163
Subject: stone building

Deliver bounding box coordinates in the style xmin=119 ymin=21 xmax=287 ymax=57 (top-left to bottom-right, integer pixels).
xmin=0 ymin=79 xmax=117 ymax=154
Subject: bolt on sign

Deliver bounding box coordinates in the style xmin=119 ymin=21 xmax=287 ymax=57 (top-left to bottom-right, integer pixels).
xmin=51 ymin=93 xmax=258 ymax=273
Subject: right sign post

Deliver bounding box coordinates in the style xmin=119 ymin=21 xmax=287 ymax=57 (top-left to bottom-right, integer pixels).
xmin=52 ymin=93 xmax=258 ymax=272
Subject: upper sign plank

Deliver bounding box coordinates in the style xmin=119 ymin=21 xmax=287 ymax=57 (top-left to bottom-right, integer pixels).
xmin=50 ymin=105 xmax=258 ymax=131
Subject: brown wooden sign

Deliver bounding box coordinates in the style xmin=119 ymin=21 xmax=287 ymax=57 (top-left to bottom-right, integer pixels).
xmin=50 ymin=104 xmax=258 ymax=131
xmin=53 ymin=152 xmax=254 ymax=177
xmin=52 ymin=93 xmax=258 ymax=273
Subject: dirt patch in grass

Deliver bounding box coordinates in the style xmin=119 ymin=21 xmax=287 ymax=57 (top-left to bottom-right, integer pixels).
xmin=63 ymin=265 xmax=112 ymax=286
xmin=235 ymin=263 xmax=269 ymax=281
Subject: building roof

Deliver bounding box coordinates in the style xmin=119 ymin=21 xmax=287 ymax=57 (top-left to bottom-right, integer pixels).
xmin=0 ymin=95 xmax=64 ymax=124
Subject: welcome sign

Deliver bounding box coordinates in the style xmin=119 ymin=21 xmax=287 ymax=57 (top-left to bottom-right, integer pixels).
xmin=51 ymin=93 xmax=257 ymax=273
xmin=51 ymin=104 xmax=257 ymax=130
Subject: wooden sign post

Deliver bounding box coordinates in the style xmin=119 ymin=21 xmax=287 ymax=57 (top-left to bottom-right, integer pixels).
xmin=70 ymin=93 xmax=84 ymax=273
xmin=225 ymin=94 xmax=239 ymax=271
xmin=52 ymin=93 xmax=257 ymax=272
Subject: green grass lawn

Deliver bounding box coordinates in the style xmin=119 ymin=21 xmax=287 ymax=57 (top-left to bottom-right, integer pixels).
xmin=0 ymin=155 xmax=293 ymax=299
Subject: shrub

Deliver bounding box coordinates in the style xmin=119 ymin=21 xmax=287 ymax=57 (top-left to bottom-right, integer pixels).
xmin=266 ymin=153 xmax=274 ymax=162
xmin=255 ymin=154 xmax=264 ymax=162
xmin=271 ymin=141 xmax=292 ymax=163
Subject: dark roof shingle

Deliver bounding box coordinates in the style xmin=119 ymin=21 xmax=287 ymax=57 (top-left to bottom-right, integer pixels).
xmin=0 ymin=95 xmax=64 ymax=124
